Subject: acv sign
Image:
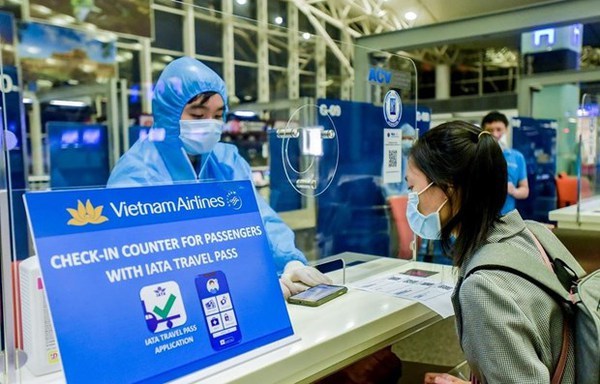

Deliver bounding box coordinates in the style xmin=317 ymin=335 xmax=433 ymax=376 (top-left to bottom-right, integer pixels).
xmin=368 ymin=67 xmax=391 ymax=84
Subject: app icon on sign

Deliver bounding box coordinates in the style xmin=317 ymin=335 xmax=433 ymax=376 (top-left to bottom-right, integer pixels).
xmin=202 ymin=297 xmax=219 ymax=316
xmin=206 ymin=278 xmax=220 ymax=294
xmin=140 ymin=281 xmax=187 ymax=333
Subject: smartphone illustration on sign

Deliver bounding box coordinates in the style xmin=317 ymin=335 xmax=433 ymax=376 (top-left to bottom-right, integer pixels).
xmin=195 ymin=271 xmax=242 ymax=351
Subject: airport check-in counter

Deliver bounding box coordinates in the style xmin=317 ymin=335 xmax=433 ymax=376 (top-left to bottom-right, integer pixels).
xmin=19 ymin=252 xmax=456 ymax=384
xmin=549 ymin=196 xmax=600 ymax=273
xmin=549 ymin=195 xmax=600 ymax=231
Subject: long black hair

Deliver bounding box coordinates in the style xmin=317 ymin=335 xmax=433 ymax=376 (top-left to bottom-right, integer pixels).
xmin=409 ymin=121 xmax=507 ymax=267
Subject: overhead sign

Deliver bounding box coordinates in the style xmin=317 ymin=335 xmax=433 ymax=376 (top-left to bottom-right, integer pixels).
xmin=367 ymin=67 xmax=412 ymax=90
xmin=0 ymin=11 xmax=16 ymax=67
xmin=18 ymin=22 xmax=116 ymax=84
xmin=24 ymin=180 xmax=296 ymax=384
xmin=29 ymin=0 xmax=152 ymax=38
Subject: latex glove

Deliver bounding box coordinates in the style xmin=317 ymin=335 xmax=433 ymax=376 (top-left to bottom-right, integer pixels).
xmin=279 ymin=261 xmax=333 ymax=299
xmin=424 ymin=373 xmax=470 ymax=384
xmin=284 ymin=260 xmax=333 ymax=286
xmin=279 ymin=274 xmax=303 ymax=299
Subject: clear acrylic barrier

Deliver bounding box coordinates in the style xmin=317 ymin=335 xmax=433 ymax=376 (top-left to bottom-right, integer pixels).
xmin=578 ymin=94 xmax=599 ymax=195
xmin=574 ymin=94 xmax=600 ymax=223
xmin=0 ymin=1 xmax=421 ymax=382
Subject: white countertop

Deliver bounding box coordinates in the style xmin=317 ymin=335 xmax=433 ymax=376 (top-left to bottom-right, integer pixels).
xmin=548 ymin=195 xmax=600 ymax=230
xmin=17 ymin=254 xmax=454 ymax=384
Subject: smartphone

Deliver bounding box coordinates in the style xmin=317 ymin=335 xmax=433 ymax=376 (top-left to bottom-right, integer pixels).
xmin=195 ymin=271 xmax=242 ymax=351
xmin=287 ymin=284 xmax=348 ymax=307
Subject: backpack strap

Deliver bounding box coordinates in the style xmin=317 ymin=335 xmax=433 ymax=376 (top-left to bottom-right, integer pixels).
xmin=553 ymin=321 xmax=570 ymax=384
xmin=528 ymin=229 xmax=569 ymax=384
xmin=463 ymin=236 xmax=572 ymax=384
xmin=525 ymin=222 xmax=587 ymax=288
xmin=464 ymin=242 xmax=571 ymax=303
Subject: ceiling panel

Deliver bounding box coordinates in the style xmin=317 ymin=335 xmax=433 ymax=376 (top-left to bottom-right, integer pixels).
xmin=383 ymin=0 xmax=569 ymax=27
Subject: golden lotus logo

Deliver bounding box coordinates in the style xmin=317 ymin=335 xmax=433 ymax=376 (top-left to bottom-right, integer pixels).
xmin=67 ymin=200 xmax=108 ymax=226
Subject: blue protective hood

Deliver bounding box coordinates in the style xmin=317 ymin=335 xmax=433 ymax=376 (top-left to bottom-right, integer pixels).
xmin=152 ymin=57 xmax=228 ymax=141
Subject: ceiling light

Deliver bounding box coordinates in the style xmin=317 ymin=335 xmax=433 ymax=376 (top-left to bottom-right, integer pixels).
xmin=235 ymin=0 xmax=247 ymax=5
xmin=83 ymin=23 xmax=97 ymax=32
xmin=95 ymin=32 xmax=116 ymax=43
xmin=274 ymin=16 xmax=283 ymax=25
xmin=50 ymin=100 xmax=87 ymax=107
xmin=302 ymin=32 xmax=311 ymax=40
xmin=31 ymin=5 xmax=52 ymax=15
xmin=404 ymin=11 xmax=417 ymax=21
xmin=37 ymin=80 xmax=53 ymax=88
xmin=25 ymin=46 xmax=41 ymax=55
xmin=151 ymin=62 xmax=166 ymax=71
xmin=122 ymin=51 xmax=133 ymax=60
xmin=49 ymin=14 xmax=76 ymax=25
xmin=234 ymin=110 xmax=257 ymax=118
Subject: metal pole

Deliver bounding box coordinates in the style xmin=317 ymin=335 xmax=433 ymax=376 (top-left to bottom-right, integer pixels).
xmin=25 ymin=92 xmax=44 ymax=177
xmin=108 ymin=79 xmax=120 ymax=169
xmin=119 ymin=79 xmax=129 ymax=155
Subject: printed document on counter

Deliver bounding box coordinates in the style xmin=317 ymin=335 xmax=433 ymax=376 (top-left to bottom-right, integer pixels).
xmin=350 ymin=269 xmax=455 ymax=318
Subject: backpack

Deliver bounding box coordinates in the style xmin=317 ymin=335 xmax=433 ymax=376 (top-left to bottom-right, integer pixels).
xmin=462 ymin=221 xmax=600 ymax=384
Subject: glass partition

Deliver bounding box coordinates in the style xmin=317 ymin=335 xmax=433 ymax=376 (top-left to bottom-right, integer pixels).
xmin=578 ymin=94 xmax=599 ymax=198
xmin=1 ymin=8 xmax=26 ymax=381
xmin=574 ymin=93 xmax=600 ymax=225
xmin=0 ymin=1 xmax=423 ymax=382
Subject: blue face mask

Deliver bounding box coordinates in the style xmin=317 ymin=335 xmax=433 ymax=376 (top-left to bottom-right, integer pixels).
xmin=179 ymin=119 xmax=224 ymax=155
xmin=406 ymin=182 xmax=448 ymax=240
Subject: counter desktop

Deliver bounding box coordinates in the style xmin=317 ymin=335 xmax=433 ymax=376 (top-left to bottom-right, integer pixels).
xmin=18 ymin=177 xmax=458 ymax=384
xmin=16 ymin=253 xmax=457 ymax=384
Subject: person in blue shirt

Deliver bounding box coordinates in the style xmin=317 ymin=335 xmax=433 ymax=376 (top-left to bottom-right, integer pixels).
xmin=481 ymin=111 xmax=529 ymax=215
xmin=107 ymin=57 xmax=330 ymax=298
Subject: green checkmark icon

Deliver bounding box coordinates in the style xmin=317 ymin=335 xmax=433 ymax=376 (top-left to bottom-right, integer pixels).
xmin=153 ymin=294 xmax=176 ymax=319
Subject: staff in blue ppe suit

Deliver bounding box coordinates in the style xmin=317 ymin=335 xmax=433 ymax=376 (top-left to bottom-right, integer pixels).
xmin=107 ymin=57 xmax=331 ymax=298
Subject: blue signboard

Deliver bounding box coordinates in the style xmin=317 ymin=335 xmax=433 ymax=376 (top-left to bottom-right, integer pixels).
xmin=24 ymin=180 xmax=295 ymax=384
xmin=512 ymin=117 xmax=558 ymax=222
xmin=316 ymin=98 xmax=430 ymax=258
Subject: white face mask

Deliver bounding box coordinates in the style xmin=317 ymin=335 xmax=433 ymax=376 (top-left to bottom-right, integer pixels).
xmin=179 ymin=119 xmax=224 ymax=155
xmin=406 ymin=182 xmax=448 ymax=240
xmin=498 ymin=133 xmax=508 ymax=149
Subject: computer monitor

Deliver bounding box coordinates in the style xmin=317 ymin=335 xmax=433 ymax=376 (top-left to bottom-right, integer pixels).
xmin=48 ymin=122 xmax=109 ymax=188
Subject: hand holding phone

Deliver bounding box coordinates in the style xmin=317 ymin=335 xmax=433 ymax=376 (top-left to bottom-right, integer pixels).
xmin=287 ymin=284 xmax=348 ymax=307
